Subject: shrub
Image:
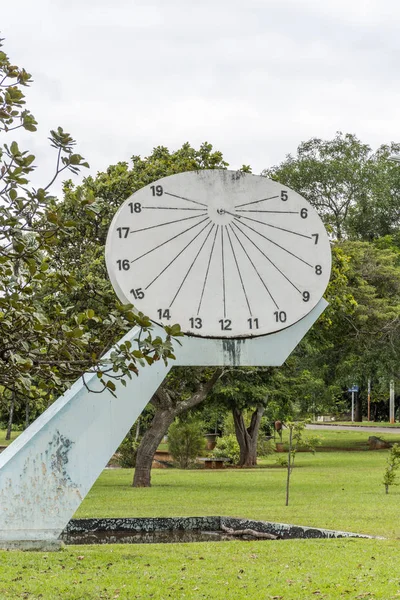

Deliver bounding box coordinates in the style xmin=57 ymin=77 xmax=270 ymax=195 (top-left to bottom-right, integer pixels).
xmin=257 ymin=437 xmax=275 ymax=457
xmin=212 ymin=434 xmax=240 ymax=465
xmin=168 ymin=418 xmax=205 ymax=469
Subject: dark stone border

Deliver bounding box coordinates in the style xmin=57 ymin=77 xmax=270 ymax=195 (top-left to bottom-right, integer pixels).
xmin=63 ymin=516 xmax=380 ymax=541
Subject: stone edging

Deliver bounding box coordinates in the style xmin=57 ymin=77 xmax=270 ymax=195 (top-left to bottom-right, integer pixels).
xmin=64 ymin=516 xmax=380 ymax=540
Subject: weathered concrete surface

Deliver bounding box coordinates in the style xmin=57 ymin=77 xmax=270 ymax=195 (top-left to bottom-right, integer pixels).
xmin=0 ymin=326 xmax=172 ymax=544
xmin=0 ymin=300 xmax=326 ymax=546
xmin=0 ymin=540 xmax=64 ymax=551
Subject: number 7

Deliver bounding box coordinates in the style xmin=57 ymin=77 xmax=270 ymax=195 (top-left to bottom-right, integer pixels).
xmin=312 ymin=233 xmax=319 ymax=245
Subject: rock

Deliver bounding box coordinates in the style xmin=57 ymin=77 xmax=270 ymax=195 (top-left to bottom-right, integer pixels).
xmin=368 ymin=436 xmax=391 ymax=449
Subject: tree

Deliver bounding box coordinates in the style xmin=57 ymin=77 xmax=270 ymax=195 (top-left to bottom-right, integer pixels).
xmin=273 ymin=234 xmax=400 ymax=423
xmin=133 ymin=367 xmax=223 ymax=487
xmin=264 ymin=132 xmax=400 ymax=241
xmin=232 ymin=404 xmax=265 ymax=467
xmin=383 ymin=443 xmax=400 ymax=494
xmin=209 ymin=368 xmax=276 ymax=467
xmin=320 ymin=240 xmax=400 ymax=420
xmin=0 ymin=40 xmax=85 ymax=402
xmin=0 ymin=39 xmax=179 ymax=424
xmin=285 ymin=421 xmax=320 ymax=506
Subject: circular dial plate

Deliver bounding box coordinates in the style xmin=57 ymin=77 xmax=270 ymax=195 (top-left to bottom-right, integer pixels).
xmin=105 ymin=170 xmax=331 ymax=338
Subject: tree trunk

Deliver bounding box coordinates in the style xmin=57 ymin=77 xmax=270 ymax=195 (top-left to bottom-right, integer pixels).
xmin=134 ymin=417 xmax=141 ymax=442
xmin=285 ymin=426 xmax=293 ymax=506
xmin=232 ymin=405 xmax=265 ymax=467
xmin=5 ymin=391 xmax=15 ymax=441
xmin=133 ymin=410 xmax=176 ymax=487
xmin=133 ymin=368 xmax=223 ymax=487
xmin=355 ymin=392 xmax=362 ymax=422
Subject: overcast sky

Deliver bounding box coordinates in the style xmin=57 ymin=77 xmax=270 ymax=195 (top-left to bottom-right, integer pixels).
xmin=2 ymin=0 xmax=400 ymax=194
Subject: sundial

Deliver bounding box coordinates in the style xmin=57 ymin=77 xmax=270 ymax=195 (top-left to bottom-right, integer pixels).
xmin=0 ymin=169 xmax=332 ymax=548
xmin=105 ymin=170 xmax=331 ymax=338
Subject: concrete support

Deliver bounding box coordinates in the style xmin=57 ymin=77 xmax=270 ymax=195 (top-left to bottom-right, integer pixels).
xmin=0 ymin=300 xmax=326 ymax=547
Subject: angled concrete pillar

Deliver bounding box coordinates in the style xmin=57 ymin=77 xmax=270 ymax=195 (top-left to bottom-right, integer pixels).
xmin=0 ymin=300 xmax=326 ymax=548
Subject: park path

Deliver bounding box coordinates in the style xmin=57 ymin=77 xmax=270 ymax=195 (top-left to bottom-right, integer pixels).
xmin=307 ymin=424 xmax=400 ymax=434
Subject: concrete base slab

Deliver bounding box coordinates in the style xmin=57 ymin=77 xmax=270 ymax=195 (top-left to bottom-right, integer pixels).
xmin=0 ymin=540 xmax=64 ymax=551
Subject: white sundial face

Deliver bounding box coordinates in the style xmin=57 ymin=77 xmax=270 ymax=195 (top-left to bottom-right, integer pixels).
xmin=105 ymin=170 xmax=331 ymax=339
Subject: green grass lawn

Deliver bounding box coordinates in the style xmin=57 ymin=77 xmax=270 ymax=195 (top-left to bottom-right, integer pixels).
xmin=157 ymin=442 xmax=169 ymax=452
xmin=1 ymin=539 xmax=400 ymax=600
xmin=0 ymin=428 xmax=20 ymax=446
xmin=3 ymin=431 xmax=400 ymax=598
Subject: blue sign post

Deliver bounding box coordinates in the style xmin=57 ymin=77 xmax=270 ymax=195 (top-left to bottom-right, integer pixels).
xmin=348 ymin=385 xmax=359 ymax=421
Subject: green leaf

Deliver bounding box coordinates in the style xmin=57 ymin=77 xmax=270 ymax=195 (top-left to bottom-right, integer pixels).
xmin=10 ymin=141 xmax=19 ymax=156
xmin=26 ymin=258 xmax=37 ymax=275
xmin=165 ymin=323 xmax=182 ymax=337
xmin=71 ymin=327 xmax=84 ymax=338
xmin=47 ymin=212 xmax=58 ymax=224
xmin=68 ymin=154 xmax=82 ymax=165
